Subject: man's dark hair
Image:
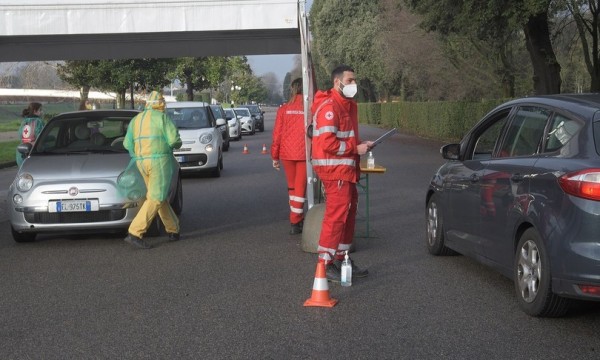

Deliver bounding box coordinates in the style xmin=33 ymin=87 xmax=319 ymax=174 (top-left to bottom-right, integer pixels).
xmin=331 ymin=65 xmax=354 ymax=82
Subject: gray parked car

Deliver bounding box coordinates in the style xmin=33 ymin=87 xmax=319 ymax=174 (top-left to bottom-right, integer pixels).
xmin=426 ymin=94 xmax=600 ymax=317
xmin=8 ymin=109 xmax=183 ymax=243
xmin=209 ymin=104 xmax=230 ymax=151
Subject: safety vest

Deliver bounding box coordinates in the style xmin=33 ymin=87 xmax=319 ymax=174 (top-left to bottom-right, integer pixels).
xmin=310 ymin=89 xmax=360 ymax=183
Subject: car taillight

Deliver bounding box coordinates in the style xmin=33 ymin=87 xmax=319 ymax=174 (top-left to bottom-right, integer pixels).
xmin=558 ymin=169 xmax=600 ymax=201
xmin=578 ymin=284 xmax=600 ymax=296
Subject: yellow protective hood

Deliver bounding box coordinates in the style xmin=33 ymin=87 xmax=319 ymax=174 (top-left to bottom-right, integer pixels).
xmin=145 ymin=91 xmax=166 ymax=111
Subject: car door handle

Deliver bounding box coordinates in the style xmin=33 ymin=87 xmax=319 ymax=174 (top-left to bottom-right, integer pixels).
xmin=470 ymin=174 xmax=479 ymax=183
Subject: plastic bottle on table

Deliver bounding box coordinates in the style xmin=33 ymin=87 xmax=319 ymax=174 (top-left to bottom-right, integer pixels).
xmin=367 ymin=151 xmax=375 ymax=169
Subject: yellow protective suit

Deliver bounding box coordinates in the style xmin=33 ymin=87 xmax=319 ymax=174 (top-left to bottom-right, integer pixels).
xmin=124 ymin=91 xmax=182 ymax=238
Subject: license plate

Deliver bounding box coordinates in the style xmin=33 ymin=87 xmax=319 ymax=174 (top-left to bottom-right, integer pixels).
xmin=175 ymin=156 xmax=185 ymax=163
xmin=49 ymin=200 xmax=99 ymax=213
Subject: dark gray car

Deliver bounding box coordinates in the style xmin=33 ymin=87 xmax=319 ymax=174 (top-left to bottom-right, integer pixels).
xmin=426 ymin=94 xmax=600 ymax=317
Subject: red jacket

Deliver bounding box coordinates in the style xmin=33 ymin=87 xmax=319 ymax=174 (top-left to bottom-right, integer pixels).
xmin=271 ymin=95 xmax=306 ymax=161
xmin=310 ymin=89 xmax=360 ymax=183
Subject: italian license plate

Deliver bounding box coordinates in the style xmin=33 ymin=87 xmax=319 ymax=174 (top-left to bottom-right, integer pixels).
xmin=175 ymin=156 xmax=185 ymax=163
xmin=49 ymin=200 xmax=99 ymax=213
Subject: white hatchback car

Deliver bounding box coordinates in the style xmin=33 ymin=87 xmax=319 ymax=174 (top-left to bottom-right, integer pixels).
xmin=224 ymin=108 xmax=242 ymax=140
xmin=166 ymin=102 xmax=224 ymax=177
xmin=233 ymin=107 xmax=254 ymax=135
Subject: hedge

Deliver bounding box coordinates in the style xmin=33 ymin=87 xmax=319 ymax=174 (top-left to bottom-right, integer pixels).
xmin=358 ymin=99 xmax=506 ymax=143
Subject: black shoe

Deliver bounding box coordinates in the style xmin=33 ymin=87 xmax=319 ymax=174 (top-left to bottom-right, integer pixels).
xmin=325 ymin=263 xmax=341 ymax=283
xmin=168 ymin=233 xmax=180 ymax=242
xmin=289 ymin=221 xmax=303 ymax=235
xmin=333 ymin=259 xmax=369 ymax=278
xmin=124 ymin=233 xmax=152 ymax=249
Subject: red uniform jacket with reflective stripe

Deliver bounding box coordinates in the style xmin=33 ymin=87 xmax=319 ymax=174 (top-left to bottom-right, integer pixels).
xmin=271 ymin=95 xmax=306 ymax=161
xmin=310 ymin=89 xmax=360 ymax=183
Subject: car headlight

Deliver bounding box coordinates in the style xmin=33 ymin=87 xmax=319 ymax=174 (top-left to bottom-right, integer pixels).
xmin=117 ymin=170 xmax=136 ymax=189
xmin=205 ymin=144 xmax=214 ymax=152
xmin=200 ymin=133 xmax=213 ymax=144
xmin=16 ymin=173 xmax=33 ymax=192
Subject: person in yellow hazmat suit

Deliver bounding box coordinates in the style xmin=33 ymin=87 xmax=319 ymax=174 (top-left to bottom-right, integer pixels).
xmin=123 ymin=91 xmax=182 ymax=249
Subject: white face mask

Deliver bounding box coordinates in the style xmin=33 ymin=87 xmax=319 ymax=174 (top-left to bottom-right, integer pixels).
xmin=340 ymin=83 xmax=358 ymax=98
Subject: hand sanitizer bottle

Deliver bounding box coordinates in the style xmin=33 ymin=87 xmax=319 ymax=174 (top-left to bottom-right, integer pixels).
xmin=341 ymin=251 xmax=352 ymax=287
xmin=367 ymin=151 xmax=375 ymax=169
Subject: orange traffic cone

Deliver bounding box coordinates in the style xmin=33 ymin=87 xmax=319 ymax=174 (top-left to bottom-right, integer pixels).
xmin=304 ymin=262 xmax=338 ymax=308
xmin=261 ymin=144 xmax=268 ymax=154
xmin=242 ymin=144 xmax=249 ymax=154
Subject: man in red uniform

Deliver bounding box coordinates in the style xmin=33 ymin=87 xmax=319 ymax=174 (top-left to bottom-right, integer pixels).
xmin=311 ymin=65 xmax=373 ymax=282
xmin=271 ymin=78 xmax=307 ymax=235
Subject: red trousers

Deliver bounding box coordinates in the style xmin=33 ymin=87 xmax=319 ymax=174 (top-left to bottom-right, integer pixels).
xmin=317 ymin=179 xmax=358 ymax=262
xmin=281 ymin=159 xmax=307 ymax=224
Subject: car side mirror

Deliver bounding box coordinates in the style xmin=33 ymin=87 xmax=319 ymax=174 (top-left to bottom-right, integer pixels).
xmin=216 ymin=118 xmax=226 ymax=127
xmin=441 ymin=143 xmax=460 ymax=160
xmin=17 ymin=143 xmax=33 ymax=155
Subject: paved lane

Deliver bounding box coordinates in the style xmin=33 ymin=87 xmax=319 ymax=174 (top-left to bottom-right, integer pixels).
xmin=0 ymin=109 xmax=599 ymax=359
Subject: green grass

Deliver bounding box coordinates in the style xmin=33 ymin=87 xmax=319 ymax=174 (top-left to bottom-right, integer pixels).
xmin=0 ymin=140 xmax=19 ymax=164
xmin=0 ymin=102 xmax=79 ymax=123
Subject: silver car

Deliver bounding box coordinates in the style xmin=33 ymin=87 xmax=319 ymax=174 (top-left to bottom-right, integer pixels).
xmin=8 ymin=109 xmax=183 ymax=243
xmin=166 ymin=102 xmax=224 ymax=177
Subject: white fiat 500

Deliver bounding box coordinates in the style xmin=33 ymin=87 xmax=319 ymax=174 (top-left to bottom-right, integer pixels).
xmin=166 ymin=102 xmax=224 ymax=177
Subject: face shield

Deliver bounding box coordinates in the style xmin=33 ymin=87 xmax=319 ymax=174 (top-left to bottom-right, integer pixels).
xmin=145 ymin=91 xmax=166 ymax=111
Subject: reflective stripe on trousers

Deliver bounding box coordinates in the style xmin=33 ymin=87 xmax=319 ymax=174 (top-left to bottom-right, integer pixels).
xmin=281 ymin=159 xmax=307 ymax=224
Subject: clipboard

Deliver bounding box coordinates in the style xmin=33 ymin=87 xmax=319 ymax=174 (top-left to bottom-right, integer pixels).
xmin=371 ymin=128 xmax=397 ymax=147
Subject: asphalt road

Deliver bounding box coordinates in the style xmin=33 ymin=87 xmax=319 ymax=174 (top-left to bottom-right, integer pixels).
xmin=1 ymin=109 xmax=599 ymax=359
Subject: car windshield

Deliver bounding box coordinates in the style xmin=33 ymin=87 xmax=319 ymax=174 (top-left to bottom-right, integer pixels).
xmin=31 ymin=114 xmax=135 ymax=155
xmin=241 ymin=105 xmax=260 ymax=114
xmin=234 ymin=108 xmax=251 ymax=117
xmin=225 ymin=109 xmax=235 ymax=119
xmin=167 ymin=107 xmax=211 ymax=129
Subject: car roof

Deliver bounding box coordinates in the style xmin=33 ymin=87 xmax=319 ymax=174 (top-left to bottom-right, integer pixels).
xmin=51 ymin=109 xmax=139 ymax=119
xmin=166 ymin=101 xmax=210 ymax=108
xmin=500 ymin=94 xmax=600 ymax=116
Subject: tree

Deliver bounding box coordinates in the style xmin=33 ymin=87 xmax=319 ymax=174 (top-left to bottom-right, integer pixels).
xmin=566 ymin=0 xmax=600 ymax=91
xmin=405 ymin=0 xmax=561 ymax=95
xmin=170 ymin=57 xmax=210 ymax=101
xmin=57 ymin=60 xmax=102 ymax=109
xmin=311 ymin=0 xmax=384 ymax=101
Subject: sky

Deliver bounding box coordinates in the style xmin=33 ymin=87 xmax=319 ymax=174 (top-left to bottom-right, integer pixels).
xmin=247 ymin=54 xmax=297 ymax=83
xmin=246 ymin=0 xmax=312 ymax=83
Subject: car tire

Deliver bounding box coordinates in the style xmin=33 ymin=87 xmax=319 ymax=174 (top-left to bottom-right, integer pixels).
xmin=425 ymin=193 xmax=456 ymax=256
xmin=212 ymin=155 xmax=222 ymax=177
xmin=11 ymin=226 xmax=36 ymax=243
xmin=223 ymin=139 xmax=230 ymax=152
xmin=514 ymin=228 xmax=570 ymax=317
xmin=171 ymin=175 xmax=183 ymax=215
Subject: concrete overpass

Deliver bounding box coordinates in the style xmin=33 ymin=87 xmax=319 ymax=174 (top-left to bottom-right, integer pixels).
xmin=0 ymin=0 xmax=306 ymax=62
